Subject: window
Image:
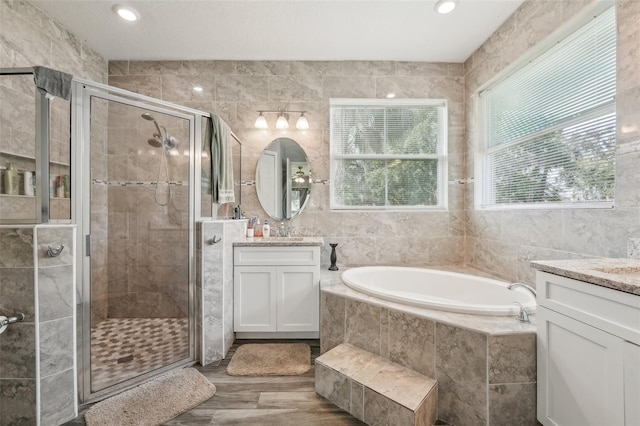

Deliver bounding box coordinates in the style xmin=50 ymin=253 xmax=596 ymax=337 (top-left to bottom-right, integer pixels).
xmin=477 ymin=7 xmax=616 ymax=209
xmin=330 ymin=99 xmax=447 ymax=210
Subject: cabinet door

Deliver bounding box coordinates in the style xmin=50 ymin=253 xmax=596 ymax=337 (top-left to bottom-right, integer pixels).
xmin=276 ymin=266 xmax=319 ymax=332
xmin=234 ymin=266 xmax=277 ymax=332
xmin=625 ymin=341 xmax=640 ymax=426
xmin=538 ymin=306 xmax=625 ymax=426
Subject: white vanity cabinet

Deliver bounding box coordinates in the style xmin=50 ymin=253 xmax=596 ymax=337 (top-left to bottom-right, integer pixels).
xmin=233 ymin=244 xmax=320 ymax=337
xmin=536 ymin=271 xmax=640 ymax=426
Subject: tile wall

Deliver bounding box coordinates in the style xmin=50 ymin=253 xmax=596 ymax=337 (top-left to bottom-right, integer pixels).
xmin=107 ymin=60 xmax=467 ymax=268
xmin=196 ymin=219 xmax=246 ymax=365
xmin=464 ymin=0 xmax=640 ymax=284
xmin=0 ymin=225 xmax=77 ymax=426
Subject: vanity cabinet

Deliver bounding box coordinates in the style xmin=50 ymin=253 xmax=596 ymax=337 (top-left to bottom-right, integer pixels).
xmin=233 ymin=245 xmax=320 ymax=337
xmin=536 ymin=271 xmax=640 ymax=426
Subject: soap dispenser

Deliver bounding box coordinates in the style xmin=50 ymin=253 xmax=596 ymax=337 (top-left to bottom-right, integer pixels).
xmin=4 ymin=162 xmax=18 ymax=195
xmin=262 ymin=219 xmax=270 ymax=238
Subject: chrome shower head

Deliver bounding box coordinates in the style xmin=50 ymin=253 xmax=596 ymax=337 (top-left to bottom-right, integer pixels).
xmin=141 ymin=112 xmax=163 ymax=143
xmin=147 ymin=137 xmax=163 ymax=148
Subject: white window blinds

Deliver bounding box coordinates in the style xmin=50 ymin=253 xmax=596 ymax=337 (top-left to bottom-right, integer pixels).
xmin=479 ymin=7 xmax=616 ymax=207
xmin=330 ymin=99 xmax=447 ymax=210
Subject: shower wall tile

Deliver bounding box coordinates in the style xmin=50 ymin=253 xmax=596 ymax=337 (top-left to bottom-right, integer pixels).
xmin=37 ymin=265 xmax=73 ymax=321
xmin=108 ymin=75 xmax=162 ymax=98
xmin=0 ymin=267 xmax=35 ymax=319
xmin=0 ymin=321 xmax=36 ymax=379
xmin=0 ymin=379 xmax=37 ymax=426
xmin=39 ymin=368 xmax=76 ymax=426
xmin=39 ymin=317 xmax=74 ymax=377
xmin=0 ymin=228 xmax=34 ymax=267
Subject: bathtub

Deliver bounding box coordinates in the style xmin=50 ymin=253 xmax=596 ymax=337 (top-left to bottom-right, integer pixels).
xmin=341 ymin=266 xmax=536 ymax=316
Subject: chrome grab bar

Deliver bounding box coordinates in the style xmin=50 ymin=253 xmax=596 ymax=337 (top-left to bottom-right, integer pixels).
xmin=0 ymin=313 xmax=25 ymax=335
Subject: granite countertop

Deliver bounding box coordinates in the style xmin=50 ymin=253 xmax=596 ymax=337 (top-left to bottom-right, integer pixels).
xmin=233 ymin=236 xmax=324 ymax=247
xmin=531 ymin=258 xmax=640 ymax=296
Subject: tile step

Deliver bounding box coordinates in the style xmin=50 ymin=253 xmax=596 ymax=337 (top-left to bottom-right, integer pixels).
xmin=315 ymin=343 xmax=437 ymax=425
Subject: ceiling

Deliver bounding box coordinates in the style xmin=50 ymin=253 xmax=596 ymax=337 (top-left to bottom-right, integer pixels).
xmin=30 ymin=0 xmax=525 ymax=63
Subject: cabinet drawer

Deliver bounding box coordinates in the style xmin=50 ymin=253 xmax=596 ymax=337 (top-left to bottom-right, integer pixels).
xmin=537 ymin=271 xmax=640 ymax=344
xmin=234 ymin=246 xmax=320 ymax=266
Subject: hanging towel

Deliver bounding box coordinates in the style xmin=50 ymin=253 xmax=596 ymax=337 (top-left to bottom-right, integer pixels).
xmin=32 ymin=66 xmax=73 ymax=100
xmin=209 ymin=114 xmax=235 ymax=204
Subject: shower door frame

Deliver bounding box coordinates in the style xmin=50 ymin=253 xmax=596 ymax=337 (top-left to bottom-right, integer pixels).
xmin=72 ymin=79 xmax=205 ymax=403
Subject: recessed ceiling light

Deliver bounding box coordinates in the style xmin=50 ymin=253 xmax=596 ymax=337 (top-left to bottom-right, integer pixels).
xmin=386 ymin=93 xmax=396 ymax=99
xmin=434 ymin=0 xmax=457 ymax=14
xmin=193 ymin=86 xmax=203 ymax=92
xmin=113 ymin=4 xmax=140 ymax=22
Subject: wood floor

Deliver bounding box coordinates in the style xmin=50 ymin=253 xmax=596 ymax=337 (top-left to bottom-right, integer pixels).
xmin=65 ymin=340 xmax=364 ymax=425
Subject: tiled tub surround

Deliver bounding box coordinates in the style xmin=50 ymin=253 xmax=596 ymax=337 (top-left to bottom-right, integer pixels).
xmin=0 ymin=225 xmax=77 ymax=426
xmin=320 ymin=269 xmax=537 ymax=426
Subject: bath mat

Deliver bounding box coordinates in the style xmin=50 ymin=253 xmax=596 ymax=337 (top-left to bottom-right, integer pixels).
xmin=84 ymin=367 xmax=216 ymax=426
xmin=226 ymin=343 xmax=311 ymax=376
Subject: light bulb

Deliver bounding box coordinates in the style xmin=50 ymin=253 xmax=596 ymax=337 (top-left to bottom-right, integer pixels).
xmin=276 ymin=114 xmax=289 ymax=130
xmin=254 ymin=112 xmax=268 ymax=129
xmin=296 ymin=113 xmax=309 ymax=130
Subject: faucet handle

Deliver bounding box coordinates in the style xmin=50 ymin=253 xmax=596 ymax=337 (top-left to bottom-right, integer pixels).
xmin=513 ymin=302 xmax=530 ymax=323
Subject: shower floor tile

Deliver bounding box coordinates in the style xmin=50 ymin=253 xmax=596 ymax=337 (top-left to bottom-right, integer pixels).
xmin=90 ymin=317 xmax=189 ymax=392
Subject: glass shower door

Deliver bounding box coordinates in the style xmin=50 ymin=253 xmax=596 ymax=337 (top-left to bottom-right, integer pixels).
xmin=81 ymin=90 xmax=195 ymax=400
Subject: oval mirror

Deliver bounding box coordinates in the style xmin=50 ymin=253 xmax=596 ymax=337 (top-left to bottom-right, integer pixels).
xmin=256 ymin=137 xmax=311 ymax=221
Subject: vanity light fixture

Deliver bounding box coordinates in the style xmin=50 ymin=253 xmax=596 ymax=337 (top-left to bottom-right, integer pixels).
xmin=113 ymin=4 xmax=140 ymax=21
xmin=276 ymin=113 xmax=289 ymax=130
xmin=254 ymin=112 xmax=268 ymax=129
xmin=193 ymin=86 xmax=203 ymax=92
xmin=434 ymin=0 xmax=457 ymax=14
xmin=254 ymin=108 xmax=310 ymax=130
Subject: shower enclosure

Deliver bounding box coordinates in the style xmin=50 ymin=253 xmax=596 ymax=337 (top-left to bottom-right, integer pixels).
xmin=73 ymin=80 xmax=207 ymax=402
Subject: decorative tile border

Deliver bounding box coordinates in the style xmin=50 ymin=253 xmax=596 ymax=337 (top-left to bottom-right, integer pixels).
xmin=91 ymin=179 xmax=187 ymax=187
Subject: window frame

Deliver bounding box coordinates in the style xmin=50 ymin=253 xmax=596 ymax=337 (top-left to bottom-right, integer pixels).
xmin=329 ymin=98 xmax=448 ymax=211
xmin=474 ymin=4 xmax=616 ymax=211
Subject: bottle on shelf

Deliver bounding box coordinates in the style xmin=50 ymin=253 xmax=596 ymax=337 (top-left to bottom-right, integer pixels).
xmin=262 ymin=219 xmax=270 ymax=238
xmin=23 ymin=170 xmax=34 ymax=196
xmin=3 ymin=162 xmax=19 ymax=195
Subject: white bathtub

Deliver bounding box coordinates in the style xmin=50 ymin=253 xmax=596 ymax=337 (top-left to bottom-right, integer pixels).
xmin=341 ymin=266 xmax=536 ymax=316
